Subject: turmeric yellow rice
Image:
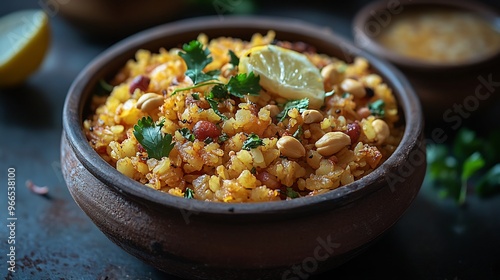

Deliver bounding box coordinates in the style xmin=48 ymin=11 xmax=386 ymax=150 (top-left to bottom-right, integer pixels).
xmin=83 ymin=31 xmax=403 ymax=202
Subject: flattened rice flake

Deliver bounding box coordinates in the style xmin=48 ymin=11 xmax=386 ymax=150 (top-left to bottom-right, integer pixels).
xmin=84 ymin=31 xmax=404 ymax=202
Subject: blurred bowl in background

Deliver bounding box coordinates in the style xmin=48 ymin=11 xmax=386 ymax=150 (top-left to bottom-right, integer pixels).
xmin=353 ymin=0 xmax=500 ymax=124
xmin=56 ymin=0 xmax=188 ymax=39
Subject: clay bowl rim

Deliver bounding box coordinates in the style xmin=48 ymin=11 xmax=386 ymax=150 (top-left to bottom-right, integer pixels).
xmin=352 ymin=0 xmax=500 ymax=72
xmin=63 ymin=15 xmax=423 ymax=216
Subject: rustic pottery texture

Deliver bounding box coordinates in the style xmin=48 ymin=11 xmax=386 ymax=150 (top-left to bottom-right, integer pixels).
xmin=62 ymin=16 xmax=426 ymax=280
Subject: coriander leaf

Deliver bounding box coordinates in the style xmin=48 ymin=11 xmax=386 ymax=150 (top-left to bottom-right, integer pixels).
xmin=179 ymin=40 xmax=219 ymax=84
xmin=293 ymin=125 xmax=303 ymax=139
xmin=242 ymin=133 xmax=264 ymax=150
xmin=179 ymin=127 xmax=195 ymax=142
xmin=184 ymin=188 xmax=195 ymax=199
xmin=461 ymin=152 xmax=485 ymax=182
xmin=476 ymin=164 xmax=500 ymax=197
xmin=286 ymin=187 xmax=300 ymax=199
xmin=277 ymin=98 xmax=309 ymax=122
xmin=458 ymin=152 xmax=485 ymax=205
xmin=426 ymin=144 xmax=453 ymax=180
xmin=452 ymin=128 xmax=483 ymax=162
xmin=226 ymin=72 xmax=261 ymax=97
xmin=368 ymin=99 xmax=385 ymax=117
xmin=228 ymin=50 xmax=239 ymax=66
xmin=206 ymin=97 xmax=228 ymax=120
xmin=133 ymin=116 xmax=175 ymax=160
xmin=218 ymin=132 xmax=229 ymax=143
xmin=204 ymin=137 xmax=214 ymax=144
xmin=192 ymin=93 xmax=200 ymax=100
xmin=99 ymin=79 xmax=113 ymax=92
xmin=211 ymin=84 xmax=229 ymax=99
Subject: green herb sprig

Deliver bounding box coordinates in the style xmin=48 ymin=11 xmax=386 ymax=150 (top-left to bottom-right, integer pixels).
xmin=242 ymin=133 xmax=264 ymax=150
xmin=133 ymin=116 xmax=175 ymax=160
xmin=426 ymin=127 xmax=500 ymax=205
xmin=171 ymin=40 xmax=260 ymax=97
xmin=277 ymin=98 xmax=309 ymax=122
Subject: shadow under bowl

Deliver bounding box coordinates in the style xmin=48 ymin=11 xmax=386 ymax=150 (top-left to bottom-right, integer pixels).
xmin=61 ymin=15 xmax=426 ymax=280
xmin=353 ymin=0 xmax=500 ymax=125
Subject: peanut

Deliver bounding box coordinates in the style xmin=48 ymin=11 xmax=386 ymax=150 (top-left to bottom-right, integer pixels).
xmin=341 ymin=78 xmax=366 ymax=98
xmin=263 ymin=104 xmax=280 ymax=118
xmin=372 ymin=119 xmax=390 ymax=144
xmin=315 ymin=131 xmax=351 ymax=156
xmin=301 ymin=109 xmax=324 ymax=124
xmin=321 ymin=64 xmax=342 ymax=85
xmin=277 ymin=136 xmax=306 ymax=158
xmin=306 ymin=150 xmax=322 ymax=169
xmin=136 ymin=93 xmax=164 ymax=113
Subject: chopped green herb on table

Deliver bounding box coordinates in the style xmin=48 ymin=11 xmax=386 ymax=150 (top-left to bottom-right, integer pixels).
xmin=426 ymin=127 xmax=500 ymax=205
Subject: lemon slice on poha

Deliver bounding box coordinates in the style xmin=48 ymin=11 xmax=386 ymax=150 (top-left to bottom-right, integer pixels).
xmin=0 ymin=10 xmax=50 ymax=87
xmin=239 ymin=45 xmax=325 ymax=109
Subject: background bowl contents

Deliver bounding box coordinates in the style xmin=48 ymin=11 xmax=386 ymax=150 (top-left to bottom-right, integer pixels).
xmin=375 ymin=7 xmax=500 ymax=64
xmin=353 ymin=0 xmax=500 ymax=123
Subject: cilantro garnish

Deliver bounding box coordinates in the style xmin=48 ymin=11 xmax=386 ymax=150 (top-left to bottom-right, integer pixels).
xmin=368 ymin=99 xmax=385 ymax=117
xmin=277 ymin=98 xmax=309 ymax=122
xmin=426 ymin=127 xmax=500 ymax=205
xmin=192 ymin=93 xmax=200 ymax=100
xmin=292 ymin=125 xmax=303 ymax=139
xmin=226 ymin=72 xmax=260 ymax=97
xmin=133 ymin=116 xmax=175 ymax=160
xmin=205 ymin=92 xmax=228 ymax=120
xmin=210 ymin=84 xmax=230 ymax=99
xmin=179 ymin=40 xmax=220 ymax=84
xmin=172 ymin=40 xmax=261 ymax=98
xmin=184 ymin=188 xmax=195 ymax=199
xmin=228 ymin=50 xmax=239 ymax=66
xmin=179 ymin=127 xmax=195 ymax=142
xmin=242 ymin=133 xmax=264 ymax=150
xmin=218 ymin=132 xmax=229 ymax=143
xmin=286 ymin=187 xmax=300 ymax=199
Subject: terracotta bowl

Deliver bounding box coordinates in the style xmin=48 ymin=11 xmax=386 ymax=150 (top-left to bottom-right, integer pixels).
xmin=61 ymin=16 xmax=426 ymax=280
xmin=353 ymin=0 xmax=500 ymax=124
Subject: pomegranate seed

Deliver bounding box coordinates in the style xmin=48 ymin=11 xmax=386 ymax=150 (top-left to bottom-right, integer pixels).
xmin=129 ymin=75 xmax=150 ymax=94
xmin=255 ymin=171 xmax=281 ymax=189
xmin=346 ymin=122 xmax=361 ymax=143
xmin=193 ymin=121 xmax=220 ymax=141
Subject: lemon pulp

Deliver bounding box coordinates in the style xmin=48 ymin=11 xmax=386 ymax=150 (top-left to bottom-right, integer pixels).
xmin=239 ymin=45 xmax=325 ymax=109
xmin=0 ymin=10 xmax=50 ymax=87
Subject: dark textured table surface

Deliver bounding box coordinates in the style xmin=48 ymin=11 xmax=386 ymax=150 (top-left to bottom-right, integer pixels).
xmin=1 ymin=1 xmax=499 ymax=279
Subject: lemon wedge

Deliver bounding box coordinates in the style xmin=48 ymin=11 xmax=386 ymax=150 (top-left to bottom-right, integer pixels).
xmin=239 ymin=45 xmax=325 ymax=109
xmin=0 ymin=10 xmax=50 ymax=87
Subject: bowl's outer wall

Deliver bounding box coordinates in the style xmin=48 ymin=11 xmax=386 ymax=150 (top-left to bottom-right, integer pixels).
xmin=62 ymin=16 xmax=426 ymax=280
xmin=61 ymin=133 xmax=425 ymax=280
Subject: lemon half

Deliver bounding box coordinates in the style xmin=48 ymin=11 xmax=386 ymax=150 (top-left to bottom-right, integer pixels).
xmin=0 ymin=10 xmax=50 ymax=87
xmin=239 ymin=45 xmax=325 ymax=109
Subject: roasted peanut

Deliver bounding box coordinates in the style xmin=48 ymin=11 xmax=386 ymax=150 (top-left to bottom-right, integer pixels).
xmin=341 ymin=78 xmax=366 ymax=98
xmin=301 ymin=109 xmax=324 ymax=124
xmin=321 ymin=64 xmax=341 ymax=85
xmin=277 ymin=136 xmax=306 ymax=158
xmin=264 ymin=104 xmax=280 ymax=118
xmin=221 ymin=63 xmax=237 ymax=77
xmin=372 ymin=119 xmax=390 ymax=144
xmin=315 ymin=131 xmax=351 ymax=156
xmin=136 ymin=93 xmax=164 ymax=112
xmin=306 ymin=150 xmax=322 ymax=169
